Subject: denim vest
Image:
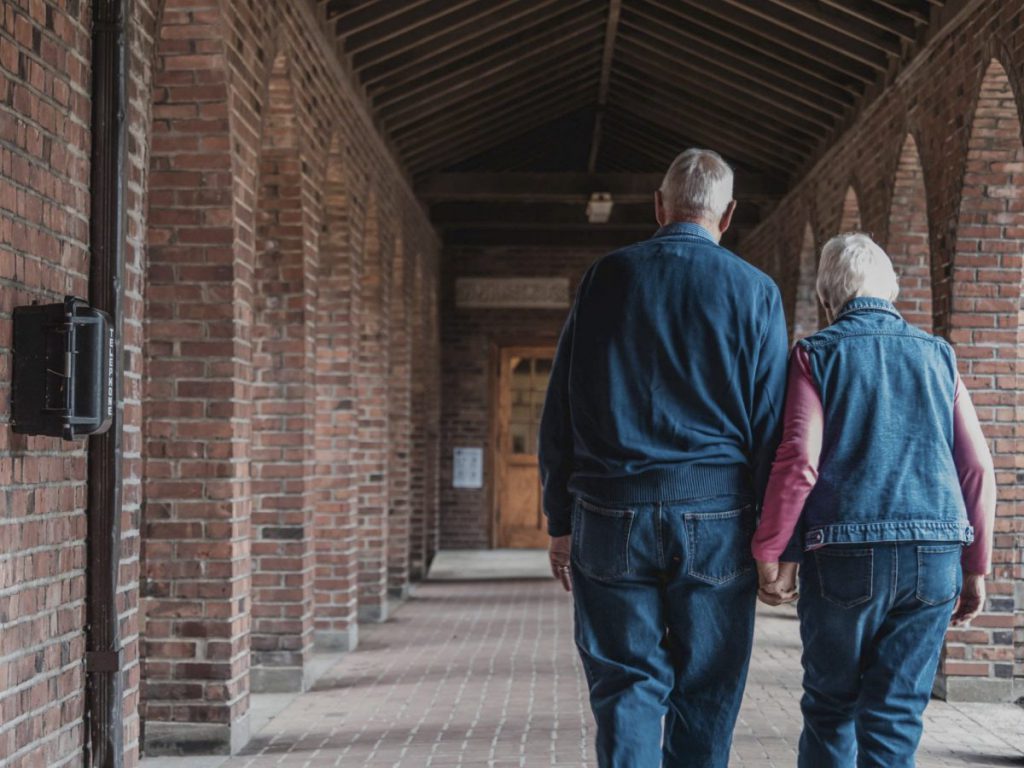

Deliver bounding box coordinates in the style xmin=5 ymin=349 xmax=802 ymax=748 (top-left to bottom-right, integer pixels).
xmin=797 ymin=297 xmax=972 ymax=550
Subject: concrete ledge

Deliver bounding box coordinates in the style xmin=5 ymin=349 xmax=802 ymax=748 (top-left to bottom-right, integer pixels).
xmin=250 ymin=664 xmax=314 ymax=694
xmin=315 ymin=624 xmax=359 ymax=652
xmin=143 ymin=711 xmax=250 ymax=757
xmin=935 ymin=675 xmax=1014 ymax=703
xmin=358 ymin=599 xmax=390 ymax=623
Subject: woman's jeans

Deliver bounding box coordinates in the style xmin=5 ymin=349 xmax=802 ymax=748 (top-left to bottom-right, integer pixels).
xmin=798 ymin=541 xmax=962 ymax=768
xmin=570 ymin=493 xmax=757 ymax=768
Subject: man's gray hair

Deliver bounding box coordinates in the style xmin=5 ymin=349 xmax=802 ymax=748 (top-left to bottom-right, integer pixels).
xmin=659 ymin=148 xmax=734 ymax=219
xmin=816 ymin=232 xmax=900 ymax=313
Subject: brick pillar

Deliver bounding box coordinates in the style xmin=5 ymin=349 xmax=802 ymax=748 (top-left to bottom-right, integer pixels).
xmin=357 ymin=192 xmax=391 ymax=621
xmin=313 ymin=137 xmax=361 ymax=651
xmin=249 ymin=51 xmax=317 ymax=692
xmin=940 ymin=59 xmax=1021 ymax=702
xmin=142 ymin=3 xmax=251 ymax=753
xmin=425 ymin=271 xmax=443 ymax=568
xmin=388 ymin=230 xmax=413 ymax=598
xmin=887 ymin=134 xmax=934 ymax=331
xmin=409 ymin=252 xmax=430 ymax=581
xmin=792 ymin=222 xmax=819 ymax=340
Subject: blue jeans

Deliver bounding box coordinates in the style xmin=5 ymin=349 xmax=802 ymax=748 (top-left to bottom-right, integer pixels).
xmin=571 ymin=493 xmax=757 ymax=768
xmin=798 ymin=541 xmax=962 ymax=768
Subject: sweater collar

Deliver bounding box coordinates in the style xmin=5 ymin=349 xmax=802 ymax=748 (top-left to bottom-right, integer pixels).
xmin=836 ymin=297 xmax=901 ymax=320
xmin=653 ymin=221 xmax=716 ymax=242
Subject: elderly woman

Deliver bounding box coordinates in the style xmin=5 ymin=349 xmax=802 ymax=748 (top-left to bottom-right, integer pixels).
xmin=752 ymin=233 xmax=996 ymax=768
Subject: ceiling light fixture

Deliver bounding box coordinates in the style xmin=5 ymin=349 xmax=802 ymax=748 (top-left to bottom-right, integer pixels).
xmin=586 ymin=192 xmax=614 ymax=224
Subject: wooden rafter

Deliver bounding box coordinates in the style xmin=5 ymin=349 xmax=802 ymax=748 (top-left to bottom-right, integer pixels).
xmin=587 ymin=0 xmax=622 ymax=173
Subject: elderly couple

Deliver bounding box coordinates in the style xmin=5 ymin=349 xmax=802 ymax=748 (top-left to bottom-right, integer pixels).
xmin=538 ymin=148 xmax=996 ymax=768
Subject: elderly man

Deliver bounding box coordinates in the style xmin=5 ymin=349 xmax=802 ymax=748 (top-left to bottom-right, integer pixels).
xmin=538 ymin=148 xmax=790 ymax=767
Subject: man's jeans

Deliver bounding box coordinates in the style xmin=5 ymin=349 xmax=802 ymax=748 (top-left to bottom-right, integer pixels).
xmin=570 ymin=493 xmax=757 ymax=768
xmin=798 ymin=541 xmax=962 ymax=768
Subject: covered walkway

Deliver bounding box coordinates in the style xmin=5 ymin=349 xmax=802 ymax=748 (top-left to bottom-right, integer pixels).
xmin=143 ymin=564 xmax=1024 ymax=768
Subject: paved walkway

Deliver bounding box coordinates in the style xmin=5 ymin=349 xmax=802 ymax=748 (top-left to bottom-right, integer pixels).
xmin=146 ymin=578 xmax=1024 ymax=768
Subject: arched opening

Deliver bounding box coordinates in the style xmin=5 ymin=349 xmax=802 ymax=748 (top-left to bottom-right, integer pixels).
xmin=142 ymin=0 xmax=251 ymax=752
xmin=250 ymin=49 xmax=317 ymax=692
xmin=312 ymin=135 xmax=360 ymax=651
xmin=944 ymin=58 xmax=1022 ymax=700
xmin=793 ymin=222 xmax=820 ymax=340
xmin=840 ymin=185 xmax=862 ymax=231
xmin=357 ymin=191 xmax=392 ymax=621
xmin=887 ymin=134 xmax=934 ymax=331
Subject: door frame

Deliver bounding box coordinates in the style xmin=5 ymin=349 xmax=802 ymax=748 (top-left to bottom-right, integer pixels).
xmin=489 ymin=342 xmax=557 ymax=548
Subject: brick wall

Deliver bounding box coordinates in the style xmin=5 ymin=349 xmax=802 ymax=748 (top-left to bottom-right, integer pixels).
xmin=2 ymin=0 xmax=441 ymax=763
xmin=738 ymin=0 xmax=1024 ymax=702
xmin=439 ymin=246 xmax=602 ymax=550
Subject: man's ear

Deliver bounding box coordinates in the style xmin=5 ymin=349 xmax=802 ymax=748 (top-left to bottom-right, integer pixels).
xmin=719 ymin=200 xmax=737 ymax=234
xmin=655 ymin=189 xmax=668 ymax=227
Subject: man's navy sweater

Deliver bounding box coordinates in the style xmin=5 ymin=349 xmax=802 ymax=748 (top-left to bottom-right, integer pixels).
xmin=538 ymin=221 xmax=790 ymax=536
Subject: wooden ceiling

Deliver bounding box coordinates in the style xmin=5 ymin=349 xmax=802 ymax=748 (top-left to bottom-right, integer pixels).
xmin=319 ymin=0 xmax=958 ymax=246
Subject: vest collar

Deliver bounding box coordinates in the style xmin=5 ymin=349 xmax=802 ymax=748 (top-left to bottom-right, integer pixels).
xmin=836 ymin=297 xmax=901 ymax=321
xmin=653 ymin=221 xmax=716 ymax=242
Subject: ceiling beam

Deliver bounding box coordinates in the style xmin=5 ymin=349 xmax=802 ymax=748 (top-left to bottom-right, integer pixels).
xmin=587 ymin=0 xmax=622 ymax=173
xmin=667 ymin=0 xmax=877 ymax=83
xmin=615 ymin=32 xmax=837 ymax=130
xmin=371 ymin=3 xmax=600 ymax=110
xmin=328 ymin=0 xmax=431 ymax=33
xmin=864 ymin=0 xmax=932 ymax=23
xmin=621 ymin=7 xmax=856 ymax=111
xmin=816 ymin=0 xmax=922 ymax=39
xmin=758 ymin=0 xmax=906 ymax=53
xmin=416 ymin=172 xmax=787 ymax=203
xmin=343 ymin=0 xmax=485 ymax=55
xmin=442 ymin=227 xmax=654 ymax=249
xmin=380 ymin=37 xmax=601 ymax=129
xmin=713 ymin=0 xmax=895 ymax=68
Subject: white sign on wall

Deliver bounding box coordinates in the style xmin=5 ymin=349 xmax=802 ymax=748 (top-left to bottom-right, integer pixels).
xmin=452 ymin=447 xmax=484 ymax=489
xmin=455 ymin=277 xmax=570 ymax=309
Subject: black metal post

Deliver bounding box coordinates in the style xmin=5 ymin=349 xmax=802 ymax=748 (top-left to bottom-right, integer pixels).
xmin=85 ymin=0 xmax=127 ymax=765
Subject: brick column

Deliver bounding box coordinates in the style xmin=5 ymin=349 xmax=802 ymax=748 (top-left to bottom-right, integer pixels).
xmin=313 ymin=137 xmax=362 ymax=651
xmin=886 ymin=134 xmax=933 ymax=331
xmin=941 ymin=59 xmax=1021 ymax=702
xmin=388 ymin=230 xmax=413 ymax=598
xmin=249 ymin=50 xmax=317 ymax=692
xmin=357 ymin=192 xmax=391 ymax=621
xmin=142 ymin=3 xmax=251 ymax=753
xmin=409 ymin=251 xmax=430 ymax=581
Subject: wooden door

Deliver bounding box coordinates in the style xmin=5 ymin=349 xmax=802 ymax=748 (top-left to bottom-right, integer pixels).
xmin=495 ymin=347 xmax=554 ymax=548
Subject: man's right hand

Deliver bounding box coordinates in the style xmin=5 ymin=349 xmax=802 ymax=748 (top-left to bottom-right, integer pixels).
xmin=952 ymin=573 xmax=985 ymax=625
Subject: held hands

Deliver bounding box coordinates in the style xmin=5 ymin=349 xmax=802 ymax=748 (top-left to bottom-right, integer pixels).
xmin=951 ymin=573 xmax=985 ymax=626
xmin=549 ymin=534 xmax=573 ymax=592
xmin=756 ymin=560 xmax=799 ymax=606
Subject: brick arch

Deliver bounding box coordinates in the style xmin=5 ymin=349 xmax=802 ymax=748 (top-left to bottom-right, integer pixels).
xmin=142 ymin=0 xmax=252 ymax=752
xmin=357 ymin=189 xmax=392 ymax=621
xmin=887 ymin=134 xmax=934 ymax=331
xmin=943 ymin=57 xmax=1023 ymax=701
xmin=313 ymin=133 xmax=361 ymax=651
xmin=249 ymin=48 xmax=318 ymax=692
xmin=792 ymin=221 xmax=820 ymax=340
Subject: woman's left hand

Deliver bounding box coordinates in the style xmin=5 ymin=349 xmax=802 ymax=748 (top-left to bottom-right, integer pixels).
xmin=756 ymin=560 xmax=799 ymax=606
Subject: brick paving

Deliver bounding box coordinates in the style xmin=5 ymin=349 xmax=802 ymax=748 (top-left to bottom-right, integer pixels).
xmin=192 ymin=579 xmax=1023 ymax=767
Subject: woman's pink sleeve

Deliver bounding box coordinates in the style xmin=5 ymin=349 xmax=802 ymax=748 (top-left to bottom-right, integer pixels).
xmin=751 ymin=346 xmax=823 ymax=562
xmin=953 ymin=376 xmax=997 ymax=575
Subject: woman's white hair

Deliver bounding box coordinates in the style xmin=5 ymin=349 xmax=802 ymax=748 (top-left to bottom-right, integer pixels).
xmin=816 ymin=232 xmax=900 ymax=314
xmin=659 ymin=148 xmax=734 ymax=219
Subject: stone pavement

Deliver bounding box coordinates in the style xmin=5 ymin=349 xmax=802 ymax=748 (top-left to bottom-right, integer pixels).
xmin=145 ymin=578 xmax=1024 ymax=768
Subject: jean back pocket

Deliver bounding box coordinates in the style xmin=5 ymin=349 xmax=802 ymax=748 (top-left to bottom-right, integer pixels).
xmin=814 ymin=547 xmax=874 ymax=608
xmin=916 ymin=544 xmax=962 ymax=606
xmin=684 ymin=505 xmax=754 ymax=585
xmin=572 ymin=498 xmax=635 ymax=581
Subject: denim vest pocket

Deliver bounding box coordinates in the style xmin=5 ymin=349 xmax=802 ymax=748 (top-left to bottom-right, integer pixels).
xmin=572 ymin=498 xmax=635 ymax=581
xmin=814 ymin=547 xmax=873 ymax=608
xmin=916 ymin=544 xmax=962 ymax=606
xmin=684 ymin=505 xmax=754 ymax=585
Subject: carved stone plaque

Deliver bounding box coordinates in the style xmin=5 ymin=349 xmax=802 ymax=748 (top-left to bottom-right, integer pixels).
xmin=455 ymin=277 xmax=570 ymax=309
